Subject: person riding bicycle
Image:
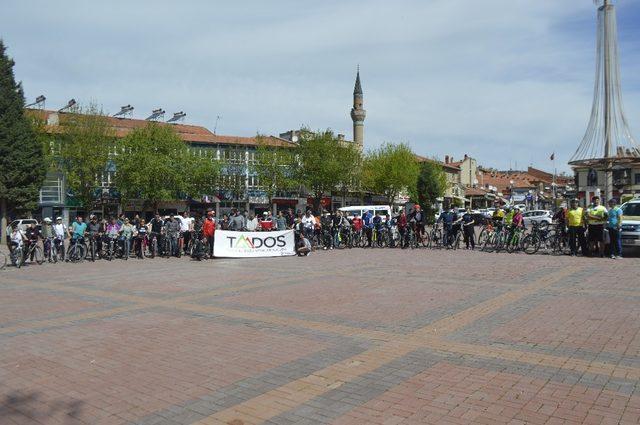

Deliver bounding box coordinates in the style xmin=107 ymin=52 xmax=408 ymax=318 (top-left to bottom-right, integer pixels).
xmin=301 ymin=210 xmax=315 ymax=241
xmin=9 ymin=223 xmax=27 ymax=264
xmin=552 ymin=204 xmax=568 ymax=247
xmin=41 ymin=217 xmax=54 ymax=261
xmin=65 ymin=216 xmax=87 ymax=261
xmin=504 ymin=206 xmax=514 ymax=228
xmin=352 ymin=213 xmax=363 ymax=235
xmin=119 ymin=218 xmax=135 ymax=259
xmin=438 ymin=207 xmax=457 ymax=248
xmin=409 ymin=205 xmax=425 ymax=241
xmin=320 ymin=211 xmax=333 ymax=250
xmin=87 ymin=215 xmax=102 ymax=254
xmin=52 ymin=217 xmax=67 ymax=261
xmin=512 ymin=208 xmax=524 ymax=229
xmin=331 ymin=211 xmax=349 ymax=247
xmin=492 ymin=206 xmax=505 ymax=229
xmin=397 ymin=209 xmax=408 ymax=248
xmin=24 ymin=223 xmax=40 ymax=262
xmin=68 ymin=216 xmax=87 ymax=243
xmin=149 ymin=213 xmax=164 ymax=254
xmin=385 ymin=213 xmax=398 ymax=247
xmin=135 ymin=218 xmax=149 ymax=258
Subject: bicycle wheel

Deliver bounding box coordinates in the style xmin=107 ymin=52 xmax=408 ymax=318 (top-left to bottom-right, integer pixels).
xmin=522 ymin=235 xmax=540 ymax=255
xmin=506 ymin=234 xmax=521 ymax=253
xmin=33 ymin=246 xmax=44 ymax=265
xmin=15 ymin=248 xmax=24 ymax=268
xmin=480 ymin=232 xmax=492 ymax=252
xmin=453 ymin=233 xmax=461 ymax=250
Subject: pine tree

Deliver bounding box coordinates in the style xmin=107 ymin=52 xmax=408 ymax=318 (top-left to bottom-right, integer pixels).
xmin=0 ymin=40 xmax=46 ymax=239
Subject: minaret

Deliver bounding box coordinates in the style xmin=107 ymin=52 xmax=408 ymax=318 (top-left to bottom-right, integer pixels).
xmin=350 ymin=67 xmax=366 ymax=148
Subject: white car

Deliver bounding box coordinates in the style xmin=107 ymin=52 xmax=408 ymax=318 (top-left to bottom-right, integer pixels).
xmin=620 ymin=198 xmax=640 ymax=249
xmin=6 ymin=218 xmax=39 ymax=235
xmin=522 ymin=210 xmax=552 ymax=226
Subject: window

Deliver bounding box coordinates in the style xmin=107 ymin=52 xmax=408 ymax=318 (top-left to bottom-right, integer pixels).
xmin=621 ymin=202 xmax=640 ymax=216
xmin=40 ymin=174 xmax=63 ymax=204
xmin=635 ymin=173 xmax=640 ymax=185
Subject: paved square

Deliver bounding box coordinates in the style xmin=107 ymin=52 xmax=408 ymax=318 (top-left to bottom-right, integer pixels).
xmin=0 ymin=250 xmax=638 ymax=425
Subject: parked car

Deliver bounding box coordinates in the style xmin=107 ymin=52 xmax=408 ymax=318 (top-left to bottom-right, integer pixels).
xmin=6 ymin=218 xmax=39 ymax=234
xmin=620 ymin=198 xmax=640 ymax=249
xmin=522 ymin=210 xmax=552 ymax=226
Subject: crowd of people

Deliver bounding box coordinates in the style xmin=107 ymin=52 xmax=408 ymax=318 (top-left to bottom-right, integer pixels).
xmin=4 ymin=195 xmax=626 ymax=266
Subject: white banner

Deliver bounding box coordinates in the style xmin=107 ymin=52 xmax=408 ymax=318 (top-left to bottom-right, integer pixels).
xmin=213 ymin=230 xmax=296 ymax=258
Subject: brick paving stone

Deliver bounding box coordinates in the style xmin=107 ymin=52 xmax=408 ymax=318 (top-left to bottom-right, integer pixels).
xmin=0 ymin=248 xmax=639 ymax=424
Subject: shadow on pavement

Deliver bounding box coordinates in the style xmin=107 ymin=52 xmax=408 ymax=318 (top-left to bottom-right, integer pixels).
xmin=0 ymin=391 xmax=84 ymax=423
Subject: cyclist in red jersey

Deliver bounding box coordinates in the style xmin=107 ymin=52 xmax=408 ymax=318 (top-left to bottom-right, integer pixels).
xmin=352 ymin=213 xmax=363 ymax=232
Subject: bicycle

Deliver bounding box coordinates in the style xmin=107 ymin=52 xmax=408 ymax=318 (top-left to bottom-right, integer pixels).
xmin=505 ymin=226 xmax=525 ymax=253
xmin=134 ymin=234 xmax=149 ymax=259
xmin=190 ymin=236 xmax=208 ymax=260
xmin=444 ymin=224 xmax=462 ymax=250
xmin=51 ymin=237 xmax=65 ymax=262
xmin=66 ymin=237 xmax=86 ymax=263
xmin=23 ymin=241 xmax=44 ymax=265
xmin=427 ymin=224 xmax=443 ymax=249
xmin=86 ymin=234 xmax=100 ymax=262
xmin=162 ymin=235 xmax=175 ymax=258
xmin=148 ymin=232 xmax=160 ymax=258
xmin=10 ymin=245 xmax=24 ymax=268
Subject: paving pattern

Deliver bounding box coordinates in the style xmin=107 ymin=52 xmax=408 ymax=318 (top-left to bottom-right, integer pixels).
xmin=0 ymin=248 xmax=638 ymax=425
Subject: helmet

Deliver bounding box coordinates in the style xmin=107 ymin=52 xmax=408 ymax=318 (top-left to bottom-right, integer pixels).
xmin=44 ymin=217 xmax=52 ymax=223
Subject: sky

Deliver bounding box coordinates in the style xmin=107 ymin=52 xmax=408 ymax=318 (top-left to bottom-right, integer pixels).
xmin=2 ymin=0 xmax=640 ymax=173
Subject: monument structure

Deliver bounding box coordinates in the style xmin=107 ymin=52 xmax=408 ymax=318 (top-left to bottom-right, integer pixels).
xmin=570 ymin=0 xmax=640 ymax=203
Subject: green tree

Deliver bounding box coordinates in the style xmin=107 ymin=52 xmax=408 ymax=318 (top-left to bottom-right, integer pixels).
xmin=254 ymin=135 xmax=296 ymax=211
xmin=58 ymin=103 xmax=113 ymax=213
xmin=362 ymin=143 xmax=419 ymax=205
xmin=411 ymin=159 xmax=447 ymax=222
xmin=114 ymin=123 xmax=219 ymax=212
xmin=295 ymin=129 xmax=362 ymax=212
xmin=0 ymin=40 xmax=46 ymax=237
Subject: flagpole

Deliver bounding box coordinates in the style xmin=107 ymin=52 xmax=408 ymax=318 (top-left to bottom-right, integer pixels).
xmin=552 ymin=153 xmax=557 ymax=207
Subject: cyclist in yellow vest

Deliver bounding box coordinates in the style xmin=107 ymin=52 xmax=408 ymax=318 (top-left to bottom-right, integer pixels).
xmin=586 ymin=196 xmax=608 ymax=257
xmin=492 ymin=205 xmax=505 ymax=229
xmin=504 ymin=207 xmax=514 ymax=227
xmin=567 ymin=199 xmax=587 ymax=256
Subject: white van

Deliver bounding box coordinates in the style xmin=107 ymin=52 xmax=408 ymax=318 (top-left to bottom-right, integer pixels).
xmin=338 ymin=205 xmax=392 ymax=220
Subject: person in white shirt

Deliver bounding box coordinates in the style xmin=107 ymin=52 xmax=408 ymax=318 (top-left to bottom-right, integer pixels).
xmin=10 ymin=225 xmax=26 ymax=249
xmin=246 ymin=213 xmax=259 ymax=231
xmin=179 ymin=211 xmax=194 ymax=255
xmin=302 ymin=210 xmax=316 ymax=239
xmin=52 ymin=217 xmax=67 ymax=260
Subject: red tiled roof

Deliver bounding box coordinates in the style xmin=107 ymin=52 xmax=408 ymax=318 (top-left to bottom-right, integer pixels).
xmin=465 ymin=186 xmax=492 ymax=197
xmin=29 ymin=109 xmax=296 ymax=148
xmin=479 ymin=171 xmax=536 ymax=191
